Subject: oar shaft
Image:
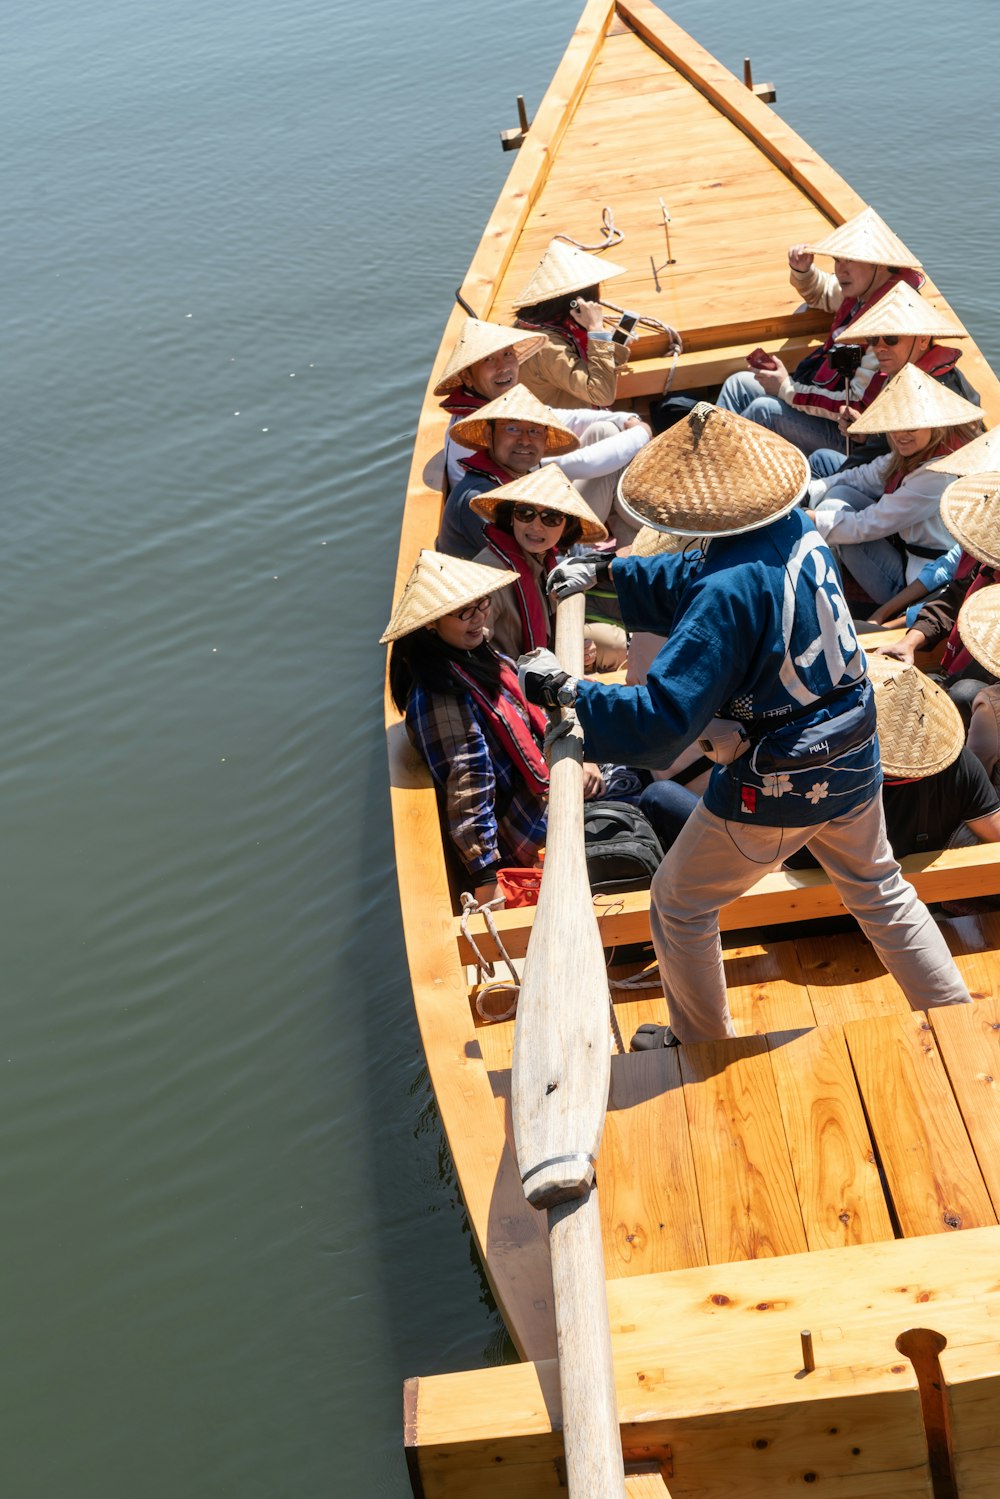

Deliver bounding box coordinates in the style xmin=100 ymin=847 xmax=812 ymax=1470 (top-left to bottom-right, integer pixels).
xmin=549 ymin=1190 xmax=626 ymax=1498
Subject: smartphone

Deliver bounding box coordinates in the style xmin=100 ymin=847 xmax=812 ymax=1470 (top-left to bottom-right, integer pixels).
xmin=612 ymin=311 xmax=639 ymax=346
xmin=747 ymin=346 xmax=778 ymax=371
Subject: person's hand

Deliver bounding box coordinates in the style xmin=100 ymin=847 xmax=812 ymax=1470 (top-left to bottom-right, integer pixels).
xmin=582 ymin=762 xmax=605 ymax=799
xmin=756 ymin=357 xmax=788 ymax=396
xmin=837 ymin=403 xmax=861 ymax=436
xmin=788 ymin=244 xmax=814 ymax=274
xmin=547 ymin=556 xmax=605 ymax=601
xmin=874 ymin=635 xmax=918 ymax=665
xmin=474 ymin=880 xmax=501 ymax=908
xmin=517 ymin=647 xmax=575 ymax=708
xmin=622 ymin=416 xmax=652 ymax=436
xmin=802 ymin=509 xmax=817 ymax=524
xmin=582 ymin=638 xmax=598 ymax=671
xmin=568 ymin=297 xmax=605 ymax=332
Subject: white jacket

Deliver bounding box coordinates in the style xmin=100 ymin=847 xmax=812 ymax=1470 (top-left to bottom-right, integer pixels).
xmin=444 ymin=406 xmax=646 ymax=487
xmin=809 ymin=453 xmax=954 ymax=584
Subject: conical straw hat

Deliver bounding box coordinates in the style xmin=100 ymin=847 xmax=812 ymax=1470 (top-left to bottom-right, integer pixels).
xmin=834 ymin=280 xmax=966 ymax=342
xmin=957 ymin=584 xmax=1000 ymax=681
xmin=940 ymin=473 xmax=1000 ymax=568
xmin=512 ymin=238 xmax=626 ymax=309
xmin=616 ymin=402 xmax=809 ymax=538
xmin=379 ymin=550 xmax=518 ymax=644
xmin=926 ymin=424 xmax=1000 ymax=476
xmin=803 ymin=206 xmax=923 ymax=269
xmin=450 ymin=384 xmax=579 ymax=456
xmin=847 ymin=361 xmax=982 ymax=435
xmin=432 ymin=318 xmax=546 ymax=396
xmin=628 ymin=525 xmax=686 ymax=557
xmin=865 ymin=654 xmax=964 ymax=778
xmin=469 ymin=461 xmax=608 ymax=543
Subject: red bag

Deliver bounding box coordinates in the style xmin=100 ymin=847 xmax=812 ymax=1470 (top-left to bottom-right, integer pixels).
xmin=496 ymin=866 xmax=543 ymax=908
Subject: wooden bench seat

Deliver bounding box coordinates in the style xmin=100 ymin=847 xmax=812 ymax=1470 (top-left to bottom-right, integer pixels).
xmin=456 ymin=842 xmax=1000 ymax=964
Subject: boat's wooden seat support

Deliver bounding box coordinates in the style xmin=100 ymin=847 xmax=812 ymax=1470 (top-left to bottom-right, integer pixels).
xmin=456 ymin=842 xmax=1000 ymax=964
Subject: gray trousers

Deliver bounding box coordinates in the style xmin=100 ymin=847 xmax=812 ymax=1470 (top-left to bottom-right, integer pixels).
xmin=649 ymin=795 xmax=971 ymax=1044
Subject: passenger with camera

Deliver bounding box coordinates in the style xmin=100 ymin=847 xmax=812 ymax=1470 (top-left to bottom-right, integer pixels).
xmin=717 ymin=206 xmax=924 ymax=457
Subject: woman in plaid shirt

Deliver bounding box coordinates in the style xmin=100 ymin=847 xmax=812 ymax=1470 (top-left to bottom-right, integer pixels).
xmin=383 ymin=550 xmax=604 ymax=906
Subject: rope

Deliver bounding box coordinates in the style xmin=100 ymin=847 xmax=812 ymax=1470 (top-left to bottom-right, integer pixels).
xmin=461 ymin=892 xmax=522 ymax=1023
xmin=554 ymin=205 xmax=624 ymax=252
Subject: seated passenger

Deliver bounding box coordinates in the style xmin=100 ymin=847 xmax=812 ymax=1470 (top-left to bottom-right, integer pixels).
xmin=805 ymin=363 xmax=981 ymax=605
xmin=512 ymin=239 xmax=631 ymax=409
xmin=468 ymin=464 xmax=624 ymax=667
xmin=437 ymin=391 xmax=578 ymax=558
xmin=809 ymin=278 xmax=979 ymax=477
xmin=865 ymin=542 xmax=961 ymax=629
xmin=435 ymin=315 xmax=647 ymax=490
xmin=717 ymin=205 xmax=923 ymax=455
xmin=438 ymin=385 xmax=649 ymax=557
xmin=382 ymin=550 xmax=606 ymax=907
xmin=877 ymin=467 xmax=1000 ymax=724
xmin=433 ymin=317 xmax=546 ymax=485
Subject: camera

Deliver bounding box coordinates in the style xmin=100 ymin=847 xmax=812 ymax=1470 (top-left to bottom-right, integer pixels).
xmin=612 ymin=310 xmax=639 ymax=346
xmin=829 ymin=343 xmax=864 ymax=381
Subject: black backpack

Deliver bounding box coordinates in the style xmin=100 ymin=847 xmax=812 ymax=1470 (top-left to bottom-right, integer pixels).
xmin=583 ymin=801 xmax=663 ymax=894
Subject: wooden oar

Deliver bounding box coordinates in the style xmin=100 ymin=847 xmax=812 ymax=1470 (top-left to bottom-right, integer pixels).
xmin=511 ymin=592 xmax=626 ymax=1499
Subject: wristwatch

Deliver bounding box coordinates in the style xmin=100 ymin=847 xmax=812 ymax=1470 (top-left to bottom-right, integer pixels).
xmin=556 ymin=675 xmax=578 ymax=708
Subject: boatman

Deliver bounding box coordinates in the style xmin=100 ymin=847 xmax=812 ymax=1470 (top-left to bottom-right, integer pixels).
xmin=517 ymin=404 xmax=972 ymax=1046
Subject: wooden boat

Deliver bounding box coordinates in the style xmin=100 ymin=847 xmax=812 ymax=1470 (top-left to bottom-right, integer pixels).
xmin=387 ymin=3 xmax=1000 ymax=1494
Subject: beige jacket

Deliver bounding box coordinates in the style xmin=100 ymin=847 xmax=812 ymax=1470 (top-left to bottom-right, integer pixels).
xmin=518 ymin=329 xmax=628 ymax=409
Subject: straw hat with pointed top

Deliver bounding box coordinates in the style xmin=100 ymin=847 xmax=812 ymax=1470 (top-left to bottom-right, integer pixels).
xmin=847 ymin=361 xmax=982 ymax=435
xmin=469 ymin=462 xmax=608 ymax=543
xmin=432 ymin=318 xmax=546 ymax=396
xmin=803 ymin=206 xmax=923 ymax=270
xmin=449 ymin=384 xmax=579 ymax=456
xmin=865 ymin=653 xmax=964 ymax=778
xmin=957 ymin=584 xmax=1000 ymax=682
xmin=834 ymin=280 xmax=966 ymax=343
xmin=512 ymin=238 xmax=627 ymax=309
xmin=379 ymin=550 xmax=518 ymax=644
xmin=926 ymin=424 xmax=1000 ymax=476
xmin=616 ymin=402 xmax=809 ymax=538
xmin=940 ymin=474 xmax=1000 ymax=569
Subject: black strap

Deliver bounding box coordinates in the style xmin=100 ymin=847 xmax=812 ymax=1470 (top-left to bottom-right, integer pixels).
xmin=673 ymin=754 xmax=714 ymax=786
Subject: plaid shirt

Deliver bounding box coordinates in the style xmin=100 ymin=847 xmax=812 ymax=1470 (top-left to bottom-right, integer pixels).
xmin=406 ymin=681 xmax=548 ymax=880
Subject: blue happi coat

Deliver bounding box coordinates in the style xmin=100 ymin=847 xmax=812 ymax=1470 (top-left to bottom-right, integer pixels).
xmin=574 ymin=511 xmax=881 ymax=826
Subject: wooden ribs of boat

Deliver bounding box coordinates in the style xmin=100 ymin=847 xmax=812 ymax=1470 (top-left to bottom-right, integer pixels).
xmin=391 ymin=1 xmax=1000 ymax=1494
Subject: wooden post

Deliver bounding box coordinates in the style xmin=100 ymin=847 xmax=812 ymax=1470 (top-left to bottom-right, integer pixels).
xmin=512 ymin=591 xmax=626 ymax=1499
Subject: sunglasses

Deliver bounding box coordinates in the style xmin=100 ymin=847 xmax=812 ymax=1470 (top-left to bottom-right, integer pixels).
xmin=512 ymin=504 xmax=565 ymax=527
xmin=452 ymin=596 xmax=491 ymax=622
xmin=865 ymin=335 xmax=901 ymax=348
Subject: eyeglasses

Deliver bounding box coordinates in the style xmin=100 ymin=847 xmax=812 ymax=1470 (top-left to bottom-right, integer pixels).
xmin=512 ymin=504 xmax=565 ymax=527
xmin=452 ymin=596 xmax=492 ymax=622
xmin=497 ymin=423 xmax=547 ymax=439
xmin=866 ymin=335 xmax=901 ymax=347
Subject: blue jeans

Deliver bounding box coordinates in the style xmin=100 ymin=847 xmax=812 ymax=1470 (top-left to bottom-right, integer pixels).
xmin=717 ymin=370 xmax=844 ymax=456
xmin=815 ymin=483 xmax=905 ymax=604
xmin=640 ymin=780 xmax=699 ymax=853
xmin=809 ymin=446 xmax=847 ymax=478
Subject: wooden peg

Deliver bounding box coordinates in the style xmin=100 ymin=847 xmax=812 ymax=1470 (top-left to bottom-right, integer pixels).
xmin=743 ymin=56 xmax=776 ymax=104
xmin=800 ymin=1329 xmax=815 ymax=1373
xmin=500 ymin=95 xmax=531 ymax=151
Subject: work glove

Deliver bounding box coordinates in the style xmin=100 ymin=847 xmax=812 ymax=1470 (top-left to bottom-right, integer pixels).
xmin=546 ymin=553 xmax=611 ymax=602
xmin=517 ymin=648 xmax=577 ymax=709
